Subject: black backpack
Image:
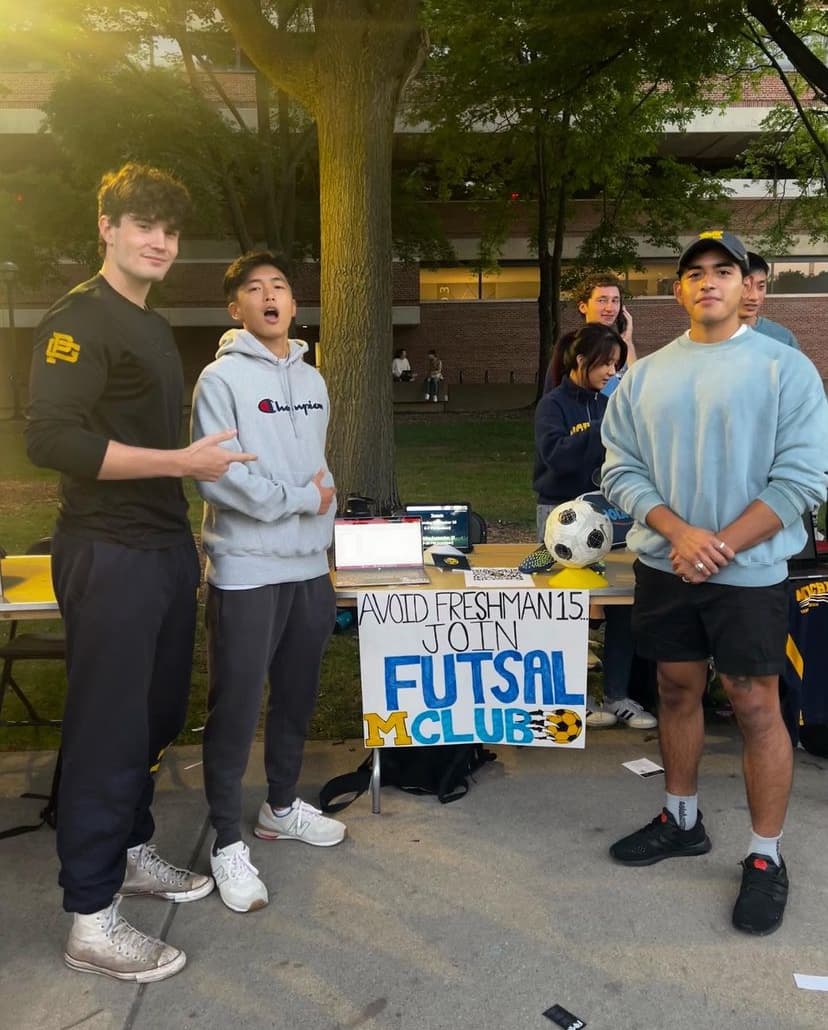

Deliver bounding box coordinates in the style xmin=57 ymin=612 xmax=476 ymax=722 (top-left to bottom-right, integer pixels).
xmin=319 ymin=744 xmax=496 ymax=812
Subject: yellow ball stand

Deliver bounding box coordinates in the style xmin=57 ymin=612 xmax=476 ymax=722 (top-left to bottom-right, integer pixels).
xmin=546 ymin=565 xmax=609 ymax=588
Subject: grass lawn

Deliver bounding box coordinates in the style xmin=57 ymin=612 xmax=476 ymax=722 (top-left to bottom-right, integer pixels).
xmin=0 ymin=412 xmax=537 ymax=751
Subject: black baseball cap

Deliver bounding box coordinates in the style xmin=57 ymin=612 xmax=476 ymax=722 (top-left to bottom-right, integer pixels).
xmin=676 ymin=230 xmax=749 ymax=276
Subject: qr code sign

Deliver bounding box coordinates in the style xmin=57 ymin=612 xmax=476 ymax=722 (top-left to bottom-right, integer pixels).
xmin=468 ymin=567 xmax=528 ymax=582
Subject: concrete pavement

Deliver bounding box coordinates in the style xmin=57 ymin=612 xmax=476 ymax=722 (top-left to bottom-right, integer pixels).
xmin=0 ymin=729 xmax=826 ymax=1030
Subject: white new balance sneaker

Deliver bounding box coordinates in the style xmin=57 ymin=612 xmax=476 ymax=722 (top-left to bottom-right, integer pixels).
xmin=64 ymin=898 xmax=186 ymax=982
xmin=210 ymin=841 xmax=268 ymax=913
xmin=254 ymin=798 xmax=346 ymax=846
xmin=605 ymin=698 xmax=658 ymax=730
xmin=121 ymin=843 xmax=214 ymax=902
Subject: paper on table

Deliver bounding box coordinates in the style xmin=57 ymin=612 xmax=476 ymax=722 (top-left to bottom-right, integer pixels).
xmin=793 ymin=974 xmax=828 ymax=992
xmin=463 ymin=567 xmax=534 ymax=587
xmin=622 ymin=757 xmax=664 ymax=778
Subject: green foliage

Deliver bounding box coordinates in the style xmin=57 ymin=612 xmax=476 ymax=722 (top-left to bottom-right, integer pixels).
xmin=415 ymin=0 xmax=747 ymax=269
xmin=43 ymin=66 xmax=237 ymax=236
xmin=0 ymin=0 xmax=321 ymax=278
xmin=726 ymin=3 xmax=828 ymax=253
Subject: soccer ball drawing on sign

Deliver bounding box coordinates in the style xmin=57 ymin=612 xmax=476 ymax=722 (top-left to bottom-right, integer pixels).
xmin=530 ymin=708 xmax=584 ymax=744
xmin=544 ymin=499 xmax=613 ymax=568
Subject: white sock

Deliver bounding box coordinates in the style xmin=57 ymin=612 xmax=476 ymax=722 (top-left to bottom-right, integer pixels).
xmin=747 ymin=830 xmax=782 ymax=864
xmin=665 ymin=792 xmax=698 ymax=830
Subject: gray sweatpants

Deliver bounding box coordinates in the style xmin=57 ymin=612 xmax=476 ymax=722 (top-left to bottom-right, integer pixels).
xmin=203 ymin=575 xmax=336 ymax=848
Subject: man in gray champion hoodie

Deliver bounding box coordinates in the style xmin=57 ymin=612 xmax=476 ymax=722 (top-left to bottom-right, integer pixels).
xmin=191 ymin=251 xmax=346 ymax=914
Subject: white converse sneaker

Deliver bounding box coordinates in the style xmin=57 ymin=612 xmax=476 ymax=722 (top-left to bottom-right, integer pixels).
xmin=254 ymin=798 xmax=346 ymax=846
xmin=121 ymin=843 xmax=214 ymax=902
xmin=64 ymin=897 xmax=186 ymax=982
xmin=605 ymin=698 xmax=658 ymax=729
xmin=210 ymin=841 xmax=268 ymax=913
xmin=585 ymin=695 xmax=617 ymax=728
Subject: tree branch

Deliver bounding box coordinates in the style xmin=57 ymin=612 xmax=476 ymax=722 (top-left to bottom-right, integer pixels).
xmin=747 ymin=19 xmax=828 ymax=178
xmin=194 ymin=55 xmax=251 ymax=133
xmin=747 ymin=0 xmax=828 ymax=102
xmin=214 ymin=0 xmax=316 ymax=107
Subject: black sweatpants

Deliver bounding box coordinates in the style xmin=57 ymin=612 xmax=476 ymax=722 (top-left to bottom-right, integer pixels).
xmin=203 ymin=576 xmax=336 ymax=849
xmin=51 ymin=530 xmax=200 ymax=913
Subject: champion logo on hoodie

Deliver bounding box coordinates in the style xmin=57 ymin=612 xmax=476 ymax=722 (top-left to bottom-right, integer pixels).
xmin=258 ymin=398 xmax=324 ymax=415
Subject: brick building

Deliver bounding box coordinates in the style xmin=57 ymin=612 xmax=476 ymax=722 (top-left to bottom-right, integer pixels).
xmin=1 ymin=66 xmax=826 ymax=411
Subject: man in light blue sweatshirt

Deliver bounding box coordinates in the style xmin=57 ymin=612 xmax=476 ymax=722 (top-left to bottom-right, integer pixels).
xmin=191 ymin=252 xmax=345 ymax=914
xmin=601 ymin=229 xmax=828 ymax=936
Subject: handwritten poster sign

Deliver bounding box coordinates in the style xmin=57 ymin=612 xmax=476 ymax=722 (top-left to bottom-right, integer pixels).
xmin=358 ymin=588 xmax=588 ymax=749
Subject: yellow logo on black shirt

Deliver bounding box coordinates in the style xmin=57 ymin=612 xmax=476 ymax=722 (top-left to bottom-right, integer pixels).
xmin=45 ymin=332 xmax=80 ymax=365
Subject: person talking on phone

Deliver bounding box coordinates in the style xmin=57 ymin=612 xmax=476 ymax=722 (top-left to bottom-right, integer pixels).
xmin=545 ymin=274 xmax=636 ymax=396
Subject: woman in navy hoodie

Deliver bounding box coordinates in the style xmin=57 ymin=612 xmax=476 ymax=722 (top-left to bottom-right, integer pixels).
xmin=533 ymin=324 xmax=656 ymax=730
xmin=533 ymin=322 xmax=625 ymax=531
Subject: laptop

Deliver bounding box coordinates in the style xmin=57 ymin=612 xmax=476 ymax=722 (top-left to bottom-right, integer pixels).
xmin=788 ymin=510 xmax=828 ymax=579
xmin=334 ymin=517 xmax=431 ymax=587
xmin=403 ymin=502 xmax=473 ymax=553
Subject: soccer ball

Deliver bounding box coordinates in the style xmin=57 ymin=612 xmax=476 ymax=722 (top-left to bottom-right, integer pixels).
xmin=544 ymin=499 xmax=613 ymax=568
xmin=546 ymin=708 xmax=583 ymax=744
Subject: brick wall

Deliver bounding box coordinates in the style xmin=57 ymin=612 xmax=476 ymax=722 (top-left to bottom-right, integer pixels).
xmin=394 ymin=296 xmax=828 ymax=385
xmin=3 ymin=294 xmax=826 ymax=416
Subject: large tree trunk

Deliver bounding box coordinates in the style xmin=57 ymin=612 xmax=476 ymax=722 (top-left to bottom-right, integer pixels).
xmin=535 ymin=123 xmax=553 ymax=402
xmin=214 ymin=0 xmax=422 ymax=511
xmin=535 ymin=114 xmax=569 ymax=402
xmin=314 ymin=57 xmax=401 ymax=511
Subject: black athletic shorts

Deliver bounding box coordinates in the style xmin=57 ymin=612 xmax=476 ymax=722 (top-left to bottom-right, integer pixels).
xmin=631 ymin=560 xmax=789 ymax=677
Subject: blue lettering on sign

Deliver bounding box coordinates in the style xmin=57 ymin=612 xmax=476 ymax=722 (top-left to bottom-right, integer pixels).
xmin=405 ymin=706 xmax=581 ymax=745
xmin=504 ymin=708 xmax=534 ymax=743
xmin=550 ymin=648 xmax=583 ymax=705
xmin=491 ymin=650 xmax=521 ymax=703
xmin=455 ymin=651 xmax=492 ymax=704
xmin=411 ymin=710 xmax=441 ymax=744
xmin=440 ymin=709 xmax=474 ymax=743
xmin=422 ymin=654 xmax=457 ymax=708
xmin=474 ymin=707 xmax=504 ymax=742
xmin=384 ymin=651 xmax=585 ymax=710
xmin=522 ymin=650 xmax=555 ymax=705
xmin=384 ymin=656 xmax=420 ymax=710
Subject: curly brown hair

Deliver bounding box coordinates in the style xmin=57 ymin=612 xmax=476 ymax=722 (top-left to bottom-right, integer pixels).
xmin=97 ymin=163 xmax=191 ymax=243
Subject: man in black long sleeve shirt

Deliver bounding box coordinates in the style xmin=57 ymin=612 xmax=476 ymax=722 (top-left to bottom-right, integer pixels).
xmin=26 ymin=163 xmax=254 ymax=983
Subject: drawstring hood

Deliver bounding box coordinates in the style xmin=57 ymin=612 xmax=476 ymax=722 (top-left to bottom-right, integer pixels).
xmin=191 ymin=329 xmax=334 ymax=587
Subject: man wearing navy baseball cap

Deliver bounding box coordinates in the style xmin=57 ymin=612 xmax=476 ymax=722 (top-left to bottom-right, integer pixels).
xmin=676 ymin=229 xmax=750 ymax=276
xmin=600 ymin=227 xmax=828 ymax=935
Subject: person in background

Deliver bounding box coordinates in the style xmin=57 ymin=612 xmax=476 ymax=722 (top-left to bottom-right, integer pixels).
xmin=738 ymin=252 xmax=800 ymax=349
xmin=601 ymin=228 xmax=828 ymax=935
xmin=543 ymin=275 xmax=648 ymax=725
xmin=533 ymin=324 xmax=656 ymax=731
xmin=425 ymin=349 xmax=443 ymax=402
xmin=191 ymin=251 xmax=345 ymax=915
xmin=26 ymin=163 xmax=253 ymax=982
xmin=545 ymin=274 xmax=636 ymax=396
xmin=392 ymin=347 xmax=415 ymax=381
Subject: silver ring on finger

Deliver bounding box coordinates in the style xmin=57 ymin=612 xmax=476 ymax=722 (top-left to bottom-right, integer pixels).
xmin=681 ymin=576 xmax=690 ymax=583
xmin=694 ymin=561 xmax=705 ymax=573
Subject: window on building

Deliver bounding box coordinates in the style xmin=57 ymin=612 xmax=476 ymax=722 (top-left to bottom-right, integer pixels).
xmin=420 ymin=257 xmax=828 ymax=300
xmin=769 ymin=260 xmax=828 ymax=294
